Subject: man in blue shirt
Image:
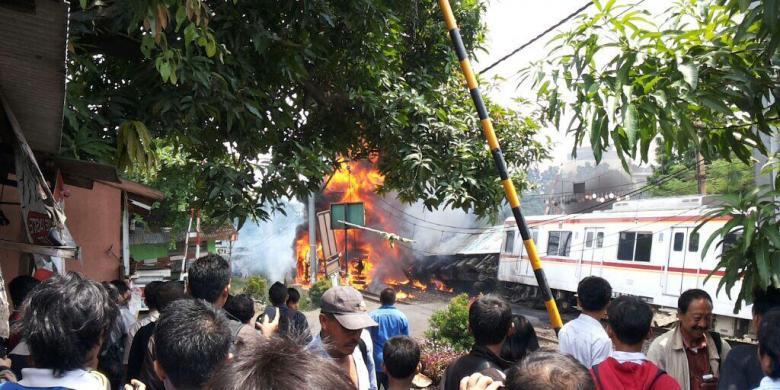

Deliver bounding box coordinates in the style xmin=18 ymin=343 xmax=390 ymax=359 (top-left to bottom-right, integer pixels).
xmin=369 ymin=288 xmax=410 ymax=389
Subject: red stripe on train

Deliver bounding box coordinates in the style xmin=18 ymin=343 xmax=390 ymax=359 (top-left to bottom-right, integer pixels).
xmin=511 ymin=255 xmax=727 ymax=277
xmin=515 ymin=216 xmax=731 ymax=225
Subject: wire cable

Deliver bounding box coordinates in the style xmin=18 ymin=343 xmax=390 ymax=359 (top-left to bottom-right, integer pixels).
xmin=479 ymin=1 xmax=594 ymax=74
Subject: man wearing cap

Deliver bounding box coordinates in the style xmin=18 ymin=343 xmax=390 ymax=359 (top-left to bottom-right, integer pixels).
xmin=307 ymin=285 xmax=378 ymax=390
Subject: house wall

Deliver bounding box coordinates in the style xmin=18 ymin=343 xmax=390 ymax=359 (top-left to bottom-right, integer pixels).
xmin=64 ymin=182 xmax=122 ymax=281
xmin=0 ymin=183 xmax=24 ymax=295
xmin=130 ymin=243 xmax=169 ymax=260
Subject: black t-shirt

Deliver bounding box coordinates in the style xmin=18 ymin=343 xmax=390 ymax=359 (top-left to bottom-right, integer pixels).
xmin=127 ymin=321 xmax=156 ymax=383
xmin=718 ymin=344 xmax=763 ymax=390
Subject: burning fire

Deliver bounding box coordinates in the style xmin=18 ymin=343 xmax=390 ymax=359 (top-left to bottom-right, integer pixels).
xmin=292 ymin=159 xmax=459 ymax=296
xmin=294 ymin=160 xmax=406 ymax=290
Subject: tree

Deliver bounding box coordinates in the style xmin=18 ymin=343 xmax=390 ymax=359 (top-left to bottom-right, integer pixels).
xmin=526 ymin=0 xmax=780 ymax=310
xmin=63 ymin=0 xmax=549 ymax=229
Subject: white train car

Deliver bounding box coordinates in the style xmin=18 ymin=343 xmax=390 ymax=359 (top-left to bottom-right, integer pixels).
xmin=497 ymin=195 xmax=751 ymax=337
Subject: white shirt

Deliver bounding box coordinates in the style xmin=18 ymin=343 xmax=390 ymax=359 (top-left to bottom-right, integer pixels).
xmin=558 ymin=313 xmax=613 ymax=368
xmin=611 ymin=351 xmax=648 ymax=364
xmin=756 ymin=376 xmax=780 ymax=390
xmin=123 ymin=309 xmax=159 ymax=364
xmin=18 ymin=368 xmax=104 ymax=390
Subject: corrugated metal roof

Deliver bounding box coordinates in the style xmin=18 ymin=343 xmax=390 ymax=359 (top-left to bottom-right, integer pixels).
xmin=0 ymin=0 xmax=69 ymax=154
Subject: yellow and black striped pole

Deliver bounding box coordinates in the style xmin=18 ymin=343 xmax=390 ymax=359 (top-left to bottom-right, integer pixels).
xmin=437 ymin=0 xmax=563 ymax=333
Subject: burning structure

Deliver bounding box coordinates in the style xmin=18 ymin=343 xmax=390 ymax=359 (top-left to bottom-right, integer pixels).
xmin=292 ymin=159 xmax=494 ymax=297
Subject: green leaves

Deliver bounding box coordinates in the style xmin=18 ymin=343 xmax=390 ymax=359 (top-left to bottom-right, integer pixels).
xmin=116 ymin=120 xmax=158 ymax=174
xmin=678 ymin=63 xmax=698 ymax=90
xmin=527 ymin=0 xmax=778 ymax=169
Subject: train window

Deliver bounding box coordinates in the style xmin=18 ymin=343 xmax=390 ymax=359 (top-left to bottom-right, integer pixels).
xmin=635 ymin=233 xmax=653 ymax=262
xmin=547 ymin=231 xmax=572 ymax=257
xmin=504 ymin=231 xmax=515 ymax=254
xmin=673 ymin=232 xmax=685 ymax=252
xmin=585 ymin=232 xmax=594 ymax=248
xmin=618 ymin=231 xmax=653 ymax=261
xmin=688 ymin=232 xmax=700 ymax=252
xmin=596 ymin=232 xmax=604 ymax=248
xmin=722 ymin=232 xmax=741 ymax=254
xmin=617 ymin=232 xmax=636 ymax=260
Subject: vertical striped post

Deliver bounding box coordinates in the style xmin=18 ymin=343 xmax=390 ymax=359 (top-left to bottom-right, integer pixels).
xmin=437 ymin=0 xmax=563 ymax=332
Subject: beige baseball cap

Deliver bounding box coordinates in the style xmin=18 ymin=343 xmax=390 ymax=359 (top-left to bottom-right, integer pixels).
xmin=320 ymin=286 xmax=378 ymax=330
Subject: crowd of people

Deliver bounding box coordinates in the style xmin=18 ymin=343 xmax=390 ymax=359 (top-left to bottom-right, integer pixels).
xmin=0 ymin=255 xmax=777 ymax=390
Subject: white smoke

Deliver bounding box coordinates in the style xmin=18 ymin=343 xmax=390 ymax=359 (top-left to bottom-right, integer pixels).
xmin=231 ymin=198 xmax=304 ymax=283
xmin=396 ymin=200 xmax=490 ymax=256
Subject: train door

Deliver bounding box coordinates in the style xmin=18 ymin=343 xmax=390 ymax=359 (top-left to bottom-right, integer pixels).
xmin=664 ymin=227 xmax=691 ymax=296
xmin=579 ymin=227 xmax=605 ymax=279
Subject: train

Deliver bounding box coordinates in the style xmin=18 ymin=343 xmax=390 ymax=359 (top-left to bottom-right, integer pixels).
xmin=496 ymin=195 xmax=751 ymax=338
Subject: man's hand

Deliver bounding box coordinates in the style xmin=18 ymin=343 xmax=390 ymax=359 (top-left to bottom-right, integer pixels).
xmin=459 ymin=373 xmax=503 ymax=390
xmin=254 ymin=307 xmax=280 ymax=337
xmin=124 ymin=379 xmax=146 ymax=390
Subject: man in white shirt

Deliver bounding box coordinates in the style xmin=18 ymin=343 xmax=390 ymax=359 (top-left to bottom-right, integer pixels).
xmin=307 ymin=286 xmax=378 ymax=390
xmin=558 ymin=276 xmax=613 ymax=368
xmin=123 ymin=281 xmax=163 ymax=367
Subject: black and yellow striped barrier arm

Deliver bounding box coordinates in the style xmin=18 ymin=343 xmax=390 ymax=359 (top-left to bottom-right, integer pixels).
xmin=437 ymin=0 xmax=563 ymax=333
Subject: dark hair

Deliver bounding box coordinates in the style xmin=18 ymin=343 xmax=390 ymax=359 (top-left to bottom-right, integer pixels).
xmin=102 ymin=281 xmax=121 ymax=304
xmin=144 ymin=281 xmax=163 ymax=311
xmin=383 ymin=336 xmax=420 ymax=379
xmin=207 ymin=333 xmax=353 ymax=390
xmin=154 ymin=298 xmax=232 ymax=389
xmin=469 ymin=294 xmax=513 ymax=345
xmin=380 ymin=288 xmax=396 ymax=306
xmin=224 ymin=293 xmax=255 ymax=324
xmin=109 ymin=279 xmax=129 ymax=296
xmin=753 ymin=286 xmax=780 ymax=316
xmin=287 ymin=288 xmax=301 ymax=305
xmin=759 ymin=309 xmax=780 ymax=379
xmin=577 ymin=276 xmax=612 ymax=312
xmin=607 ymin=296 xmax=653 ymax=345
xmin=268 ymin=282 xmax=288 ymax=306
xmin=156 ymin=281 xmax=187 ymax=310
xmin=188 ymin=254 xmax=231 ymax=303
xmin=18 ymin=272 xmax=117 ymax=375
xmin=678 ymin=289 xmax=712 ymax=314
xmin=501 ymin=314 xmax=540 ymax=363
xmin=8 ymin=275 xmax=39 ymax=308
xmin=505 ymin=350 xmax=595 ymax=390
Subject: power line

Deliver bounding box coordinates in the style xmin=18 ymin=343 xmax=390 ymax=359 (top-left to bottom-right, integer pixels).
xmin=374 ymin=196 xmax=495 ymax=232
xmin=479 ymin=2 xmax=594 ymax=74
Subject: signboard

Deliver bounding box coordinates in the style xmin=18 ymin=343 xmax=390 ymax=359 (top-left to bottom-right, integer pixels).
xmin=325 ymin=256 xmax=341 ymax=277
xmin=330 ymin=202 xmax=365 ymax=229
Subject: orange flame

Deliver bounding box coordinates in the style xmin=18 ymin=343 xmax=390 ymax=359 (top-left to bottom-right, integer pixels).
xmin=294 ymin=160 xmax=406 ymax=290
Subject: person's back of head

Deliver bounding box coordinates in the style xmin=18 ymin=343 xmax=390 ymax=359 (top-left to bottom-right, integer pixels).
xmin=8 ymin=275 xmax=39 ymax=309
xmin=143 ymin=281 xmax=163 ymax=311
xmin=380 ymin=288 xmax=396 ymax=306
xmin=287 ymin=287 xmax=301 ymax=308
xmin=268 ymin=281 xmax=288 ymax=306
xmin=187 ymin=254 xmax=231 ymax=305
xmin=156 ymin=281 xmax=187 ymax=311
xmin=224 ymin=293 xmax=254 ymax=324
xmin=469 ymin=294 xmax=512 ymax=346
xmin=383 ymin=336 xmax=420 ymax=381
xmin=505 ymin=350 xmax=595 ymax=390
xmin=501 ymin=314 xmax=540 ymax=363
xmin=607 ymin=295 xmax=653 ymax=347
xmin=577 ymin=276 xmax=612 ymax=312
xmin=19 ymin=272 xmax=117 ymax=376
xmin=207 ymin=333 xmax=353 ymax=390
xmin=759 ymin=309 xmax=780 ymax=380
xmin=753 ymin=286 xmax=780 ymax=325
xmin=154 ymin=298 xmax=232 ymax=389
xmin=110 ymin=279 xmax=130 ymax=302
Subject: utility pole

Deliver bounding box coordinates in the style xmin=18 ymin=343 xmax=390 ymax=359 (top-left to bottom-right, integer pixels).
xmin=308 ymin=193 xmax=317 ymax=284
xmin=696 ymin=152 xmax=707 ymax=195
